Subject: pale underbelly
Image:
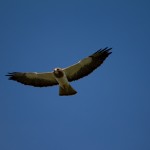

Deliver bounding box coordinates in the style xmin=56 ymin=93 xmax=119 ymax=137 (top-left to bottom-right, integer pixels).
xmin=55 ymin=76 xmax=69 ymax=88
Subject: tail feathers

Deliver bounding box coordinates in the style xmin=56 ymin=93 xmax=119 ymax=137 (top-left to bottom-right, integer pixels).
xmin=59 ymin=84 xmax=77 ymax=96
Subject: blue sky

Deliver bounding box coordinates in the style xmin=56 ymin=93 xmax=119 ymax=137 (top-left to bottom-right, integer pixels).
xmin=0 ymin=0 xmax=150 ymax=150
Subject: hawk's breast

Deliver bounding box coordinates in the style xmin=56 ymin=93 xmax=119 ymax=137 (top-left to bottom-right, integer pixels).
xmin=53 ymin=70 xmax=69 ymax=87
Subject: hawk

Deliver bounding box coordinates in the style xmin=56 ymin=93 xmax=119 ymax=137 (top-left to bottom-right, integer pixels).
xmin=6 ymin=47 xmax=112 ymax=96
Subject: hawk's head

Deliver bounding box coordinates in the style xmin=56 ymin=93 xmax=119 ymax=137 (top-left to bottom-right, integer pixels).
xmin=53 ymin=68 xmax=64 ymax=78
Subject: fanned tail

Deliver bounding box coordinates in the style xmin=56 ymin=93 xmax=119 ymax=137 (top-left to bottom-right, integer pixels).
xmin=59 ymin=84 xmax=77 ymax=96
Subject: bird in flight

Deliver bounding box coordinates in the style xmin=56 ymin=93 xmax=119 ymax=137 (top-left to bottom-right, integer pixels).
xmin=6 ymin=47 xmax=112 ymax=96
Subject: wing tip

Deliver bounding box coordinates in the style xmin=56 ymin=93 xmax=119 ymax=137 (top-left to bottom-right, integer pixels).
xmin=5 ymin=72 xmax=20 ymax=80
xmin=90 ymin=47 xmax=112 ymax=58
xmin=97 ymin=47 xmax=112 ymax=53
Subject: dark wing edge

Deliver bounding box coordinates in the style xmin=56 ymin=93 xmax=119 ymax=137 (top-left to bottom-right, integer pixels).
xmin=6 ymin=72 xmax=58 ymax=87
xmin=64 ymin=47 xmax=112 ymax=82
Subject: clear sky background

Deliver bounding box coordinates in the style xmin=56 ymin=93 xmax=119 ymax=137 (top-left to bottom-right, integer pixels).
xmin=0 ymin=0 xmax=150 ymax=150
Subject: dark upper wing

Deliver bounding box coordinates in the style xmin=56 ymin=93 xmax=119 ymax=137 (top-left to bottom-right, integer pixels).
xmin=6 ymin=72 xmax=58 ymax=87
xmin=63 ymin=47 xmax=112 ymax=82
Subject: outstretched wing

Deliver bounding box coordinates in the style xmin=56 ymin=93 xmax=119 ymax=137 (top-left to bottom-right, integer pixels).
xmin=6 ymin=72 xmax=58 ymax=87
xmin=63 ymin=47 xmax=112 ymax=82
